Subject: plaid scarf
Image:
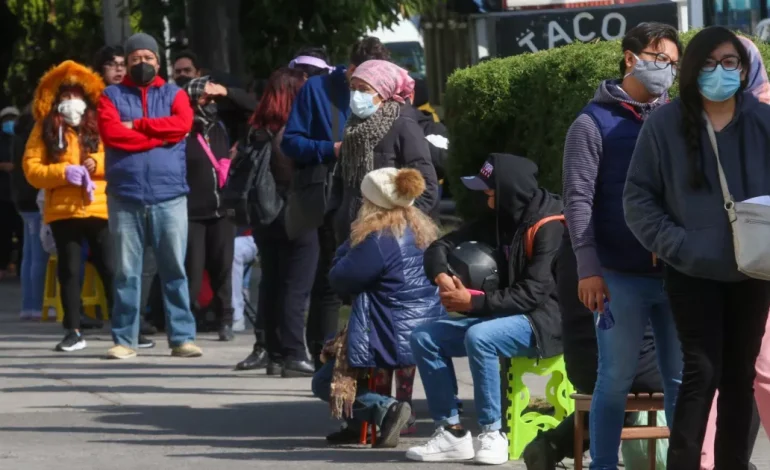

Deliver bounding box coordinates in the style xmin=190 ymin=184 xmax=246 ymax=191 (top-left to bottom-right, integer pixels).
xmin=184 ymin=76 xmax=218 ymax=131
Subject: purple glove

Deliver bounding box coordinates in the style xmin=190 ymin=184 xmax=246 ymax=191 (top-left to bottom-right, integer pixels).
xmin=64 ymin=165 xmax=87 ymax=186
xmin=82 ymin=171 xmax=96 ymax=202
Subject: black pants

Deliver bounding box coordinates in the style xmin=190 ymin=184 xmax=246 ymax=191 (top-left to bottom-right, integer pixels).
xmin=253 ymin=215 xmax=318 ymax=361
xmin=49 ymin=217 xmax=114 ymax=331
xmin=305 ymin=214 xmax=342 ymax=358
xmin=0 ymin=201 xmax=21 ymax=270
xmin=185 ymin=217 xmax=236 ymax=326
xmin=665 ymin=267 xmax=770 ymax=470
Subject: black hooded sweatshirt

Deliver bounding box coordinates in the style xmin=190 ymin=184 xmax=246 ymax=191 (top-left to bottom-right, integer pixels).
xmin=423 ymin=153 xmax=564 ymax=359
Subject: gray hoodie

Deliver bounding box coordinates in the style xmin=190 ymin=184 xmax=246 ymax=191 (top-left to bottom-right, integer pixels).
xmin=563 ymin=80 xmax=667 ymax=279
xmin=624 ymin=93 xmax=770 ymax=282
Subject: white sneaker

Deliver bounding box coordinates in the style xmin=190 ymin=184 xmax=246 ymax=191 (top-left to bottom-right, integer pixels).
xmin=474 ymin=431 xmax=509 ymax=465
xmin=232 ymin=317 xmax=246 ymax=332
xmin=405 ymin=427 xmax=475 ymax=462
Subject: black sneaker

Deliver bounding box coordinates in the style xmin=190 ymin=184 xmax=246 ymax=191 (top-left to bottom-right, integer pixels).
xmin=140 ymin=320 xmax=158 ymax=336
xmin=137 ymin=335 xmax=156 ymax=349
xmin=218 ymin=325 xmax=234 ymax=342
xmin=326 ymin=425 xmax=366 ymax=445
xmin=56 ymin=331 xmax=86 ymax=352
xmin=522 ymin=434 xmax=560 ymax=470
xmin=375 ymin=401 xmax=412 ymax=448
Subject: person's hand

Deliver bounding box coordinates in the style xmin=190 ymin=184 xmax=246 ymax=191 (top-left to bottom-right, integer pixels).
xmin=334 ymin=141 xmax=342 ymax=158
xmin=64 ymin=165 xmax=87 ymax=186
xmin=578 ymin=276 xmax=610 ymax=313
xmin=204 ymin=82 xmax=228 ymax=97
xmin=83 ymin=158 xmax=96 ymax=174
xmin=435 ymin=273 xmax=455 ymax=292
xmin=440 ymin=276 xmax=473 ymax=312
xmin=121 ymin=121 xmax=133 ymax=129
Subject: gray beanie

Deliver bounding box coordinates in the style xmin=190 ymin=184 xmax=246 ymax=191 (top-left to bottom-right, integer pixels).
xmin=124 ymin=33 xmax=159 ymax=59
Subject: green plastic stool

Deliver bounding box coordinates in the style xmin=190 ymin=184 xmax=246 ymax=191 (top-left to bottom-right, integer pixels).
xmin=505 ymin=355 xmax=575 ymax=460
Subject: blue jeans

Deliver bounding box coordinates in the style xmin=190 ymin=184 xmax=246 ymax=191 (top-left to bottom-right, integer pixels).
xmin=411 ymin=315 xmax=537 ymax=432
xmin=20 ymin=212 xmax=48 ymax=312
xmin=108 ymin=195 xmax=196 ymax=348
xmin=311 ymin=360 xmax=396 ymax=427
xmin=589 ymin=270 xmax=682 ymax=470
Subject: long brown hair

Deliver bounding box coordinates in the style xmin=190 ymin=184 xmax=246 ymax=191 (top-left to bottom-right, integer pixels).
xmin=41 ymin=85 xmax=100 ymax=163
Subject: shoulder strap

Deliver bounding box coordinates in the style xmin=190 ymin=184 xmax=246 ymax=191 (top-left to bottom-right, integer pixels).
xmin=197 ymin=133 xmax=220 ymax=169
xmin=703 ymin=112 xmax=736 ymax=213
xmin=525 ymin=215 xmax=565 ymax=260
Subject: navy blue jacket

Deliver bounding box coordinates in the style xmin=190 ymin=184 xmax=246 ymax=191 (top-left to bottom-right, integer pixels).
xmin=281 ymin=67 xmax=351 ymax=165
xmin=329 ymin=227 xmax=446 ymax=369
xmin=581 ymin=101 xmax=660 ymax=275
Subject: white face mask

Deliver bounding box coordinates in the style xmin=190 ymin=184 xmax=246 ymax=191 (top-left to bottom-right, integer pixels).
xmin=57 ymin=98 xmax=87 ymax=127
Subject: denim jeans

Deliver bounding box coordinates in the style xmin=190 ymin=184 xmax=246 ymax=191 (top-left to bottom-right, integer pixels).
xmin=311 ymin=359 xmax=396 ymax=427
xmin=20 ymin=212 xmax=48 ymax=313
xmin=108 ymin=195 xmax=196 ymax=348
xmin=231 ymin=235 xmax=257 ymax=323
xmin=589 ymin=270 xmax=682 ymax=470
xmin=411 ymin=315 xmax=537 ymax=432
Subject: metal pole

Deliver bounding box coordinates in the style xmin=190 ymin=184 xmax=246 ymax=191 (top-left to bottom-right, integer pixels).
xmin=102 ymin=0 xmax=131 ymax=47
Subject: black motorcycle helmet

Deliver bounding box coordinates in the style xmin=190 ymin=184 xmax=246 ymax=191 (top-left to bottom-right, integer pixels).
xmin=447 ymin=241 xmax=501 ymax=292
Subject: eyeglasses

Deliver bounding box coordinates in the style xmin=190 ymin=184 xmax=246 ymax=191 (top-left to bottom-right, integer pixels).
xmin=702 ymin=56 xmax=742 ymax=72
xmin=638 ymin=51 xmax=679 ymax=76
xmin=105 ymin=61 xmax=126 ymax=70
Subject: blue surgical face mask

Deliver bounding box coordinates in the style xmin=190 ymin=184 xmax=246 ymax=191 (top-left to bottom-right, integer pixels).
xmin=1 ymin=120 xmax=14 ymax=135
xmin=698 ymin=65 xmax=742 ymax=102
xmin=350 ymin=90 xmax=380 ymax=119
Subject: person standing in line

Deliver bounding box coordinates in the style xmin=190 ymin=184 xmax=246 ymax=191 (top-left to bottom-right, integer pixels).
xmin=281 ymin=37 xmax=392 ymax=374
xmin=0 ymin=106 xmax=22 ymax=279
xmin=230 ymin=228 xmax=257 ymax=333
xmin=562 ymin=23 xmax=682 ymax=470
xmin=97 ymin=33 xmax=200 ymax=360
xmin=23 ymin=60 xmax=114 ymax=352
xmin=182 ymin=76 xmax=237 ymax=342
xmin=624 ymin=26 xmax=770 ymax=469
xmin=11 ymin=104 xmax=49 ymax=321
xmin=93 ymin=43 xmax=156 ymax=348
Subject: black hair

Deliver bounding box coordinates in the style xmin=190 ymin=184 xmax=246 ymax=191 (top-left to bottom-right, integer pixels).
xmin=679 ymin=26 xmax=750 ymax=189
xmin=619 ymin=22 xmax=682 ymax=76
xmin=292 ymin=46 xmax=331 ymax=77
xmin=172 ymin=50 xmax=201 ymax=71
xmin=93 ymin=45 xmax=125 ymax=74
xmin=349 ymin=36 xmax=391 ymax=67
xmin=412 ymin=78 xmax=430 ymax=108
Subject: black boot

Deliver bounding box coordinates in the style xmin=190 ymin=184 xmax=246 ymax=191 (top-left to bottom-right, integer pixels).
xmin=281 ymin=358 xmax=314 ymax=377
xmin=235 ymin=347 xmax=269 ymax=371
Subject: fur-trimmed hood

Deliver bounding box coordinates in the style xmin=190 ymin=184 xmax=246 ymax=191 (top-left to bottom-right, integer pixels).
xmin=32 ymin=60 xmax=104 ymax=121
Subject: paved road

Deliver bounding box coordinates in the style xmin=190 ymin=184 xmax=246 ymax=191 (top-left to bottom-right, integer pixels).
xmin=0 ymin=280 xmax=768 ymax=469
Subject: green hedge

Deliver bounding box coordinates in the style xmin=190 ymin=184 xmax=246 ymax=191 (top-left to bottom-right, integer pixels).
xmin=444 ymin=31 xmax=770 ymax=217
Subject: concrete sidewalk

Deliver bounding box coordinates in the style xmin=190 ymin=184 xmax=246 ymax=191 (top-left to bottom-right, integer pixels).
xmin=0 ymin=280 xmax=768 ymax=470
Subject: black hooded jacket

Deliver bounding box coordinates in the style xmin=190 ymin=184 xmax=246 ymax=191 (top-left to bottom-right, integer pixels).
xmin=423 ymin=154 xmax=564 ymax=358
xmin=10 ymin=111 xmax=37 ymax=212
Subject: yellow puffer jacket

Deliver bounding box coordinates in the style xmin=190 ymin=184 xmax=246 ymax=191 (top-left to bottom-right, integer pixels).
xmin=22 ymin=60 xmax=107 ymax=224
xmin=23 ymin=123 xmax=108 ymax=224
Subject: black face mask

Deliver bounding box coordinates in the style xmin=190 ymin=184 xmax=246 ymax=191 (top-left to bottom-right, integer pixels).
xmin=130 ymin=62 xmax=157 ymax=86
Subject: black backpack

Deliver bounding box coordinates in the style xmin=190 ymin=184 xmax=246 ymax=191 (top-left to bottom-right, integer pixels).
xmin=221 ymin=129 xmax=283 ymax=227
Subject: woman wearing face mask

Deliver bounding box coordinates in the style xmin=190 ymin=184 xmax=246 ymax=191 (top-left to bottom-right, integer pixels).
xmin=331 ymin=60 xmax=439 ymax=245
xmin=183 ymin=76 xmax=237 ymax=342
xmin=561 ymin=23 xmax=682 ymax=469
xmin=23 ymin=60 xmax=113 ymax=352
xmin=624 ymin=26 xmax=770 ymax=469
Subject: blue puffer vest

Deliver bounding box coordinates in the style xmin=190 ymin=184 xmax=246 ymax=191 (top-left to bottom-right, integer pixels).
xmin=581 ymin=101 xmax=660 ymax=274
xmin=103 ymin=83 xmax=189 ymax=204
xmin=331 ymin=227 xmax=446 ymax=369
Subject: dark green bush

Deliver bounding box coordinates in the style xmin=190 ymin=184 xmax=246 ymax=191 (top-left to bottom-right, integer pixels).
xmin=444 ymin=31 xmax=770 ymax=217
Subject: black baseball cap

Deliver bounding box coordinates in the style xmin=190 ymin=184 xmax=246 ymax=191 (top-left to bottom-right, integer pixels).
xmin=461 ymin=157 xmax=495 ymax=191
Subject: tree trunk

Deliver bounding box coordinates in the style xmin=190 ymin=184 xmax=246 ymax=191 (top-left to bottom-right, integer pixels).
xmin=185 ymin=0 xmax=243 ymax=77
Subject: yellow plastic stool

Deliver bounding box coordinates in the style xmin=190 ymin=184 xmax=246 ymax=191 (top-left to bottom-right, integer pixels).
xmin=505 ymin=355 xmax=575 ymax=460
xmin=41 ymin=256 xmax=63 ymax=322
xmin=81 ymin=262 xmax=108 ymax=320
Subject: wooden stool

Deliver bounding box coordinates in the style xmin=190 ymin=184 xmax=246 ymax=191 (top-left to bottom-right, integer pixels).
xmin=359 ymin=369 xmax=378 ymax=446
xmin=572 ymin=393 xmax=669 ymax=470
xmin=81 ymin=262 xmax=109 ymax=320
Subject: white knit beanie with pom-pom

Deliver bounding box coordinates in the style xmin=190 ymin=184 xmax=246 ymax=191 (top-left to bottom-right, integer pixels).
xmin=360 ymin=167 xmax=426 ymax=210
